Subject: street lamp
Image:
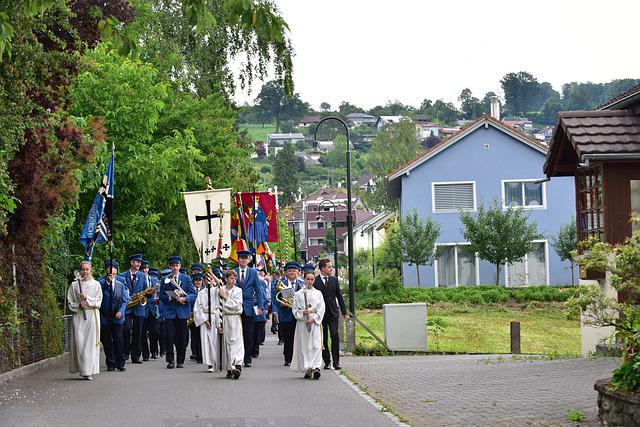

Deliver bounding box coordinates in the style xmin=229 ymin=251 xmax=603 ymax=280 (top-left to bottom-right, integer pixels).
xmin=316 ymin=200 xmax=338 ymax=276
xmin=314 ymin=117 xmax=356 ymax=353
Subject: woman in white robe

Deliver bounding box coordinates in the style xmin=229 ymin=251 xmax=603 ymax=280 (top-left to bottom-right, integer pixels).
xmin=218 ymin=270 xmax=244 ymax=379
xmin=67 ymin=261 xmax=103 ymax=380
xmin=291 ymin=271 xmax=325 ymax=379
xmin=193 ymin=271 xmax=222 ymax=372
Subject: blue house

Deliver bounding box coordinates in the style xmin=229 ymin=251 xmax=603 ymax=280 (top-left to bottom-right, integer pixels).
xmin=387 ymin=114 xmax=576 ymax=287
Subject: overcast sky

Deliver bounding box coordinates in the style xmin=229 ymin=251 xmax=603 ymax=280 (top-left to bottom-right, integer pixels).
xmin=233 ymin=0 xmax=640 ymax=110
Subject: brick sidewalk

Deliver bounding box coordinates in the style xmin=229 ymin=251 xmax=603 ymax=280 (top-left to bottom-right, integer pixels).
xmin=343 ymin=354 xmax=619 ymax=426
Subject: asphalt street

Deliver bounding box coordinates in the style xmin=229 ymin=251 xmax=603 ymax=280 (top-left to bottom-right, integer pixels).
xmin=0 ymin=324 xmax=396 ymax=427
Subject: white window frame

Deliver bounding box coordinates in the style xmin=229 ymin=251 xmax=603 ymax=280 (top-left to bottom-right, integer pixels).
xmin=433 ymin=242 xmax=480 ymax=288
xmin=431 ymin=181 xmax=477 ymax=213
xmin=504 ymin=239 xmax=550 ymax=287
xmin=501 ymin=179 xmax=547 ymax=210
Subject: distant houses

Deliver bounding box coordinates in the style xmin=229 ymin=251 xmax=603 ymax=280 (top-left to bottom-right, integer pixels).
xmin=266 ymin=132 xmax=305 ymax=156
xmin=387 ymin=111 xmax=576 ymax=288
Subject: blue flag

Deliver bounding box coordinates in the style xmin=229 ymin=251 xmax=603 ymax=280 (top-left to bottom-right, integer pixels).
xmin=79 ymin=152 xmax=114 ymax=261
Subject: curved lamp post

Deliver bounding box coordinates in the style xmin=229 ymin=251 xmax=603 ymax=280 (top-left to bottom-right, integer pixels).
xmin=316 ymin=200 xmax=338 ymax=276
xmin=314 ymin=117 xmax=356 ymax=352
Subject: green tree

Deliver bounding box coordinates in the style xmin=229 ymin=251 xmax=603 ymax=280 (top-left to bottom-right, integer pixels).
xmin=255 ymin=81 xmax=308 ymax=132
xmin=325 ymin=137 xmax=348 ymax=168
xmin=399 ymin=210 xmax=441 ymax=288
xmin=551 ymin=217 xmax=577 ymax=285
xmin=375 ymin=219 xmax=402 ymax=271
xmin=500 ymin=71 xmax=542 ymax=116
xmin=458 ymin=88 xmax=482 ymax=120
xmin=365 ymin=121 xmax=422 ymax=210
xmin=481 ymin=91 xmax=499 ymax=115
xmin=323 ymin=228 xmax=336 ymax=257
xmin=320 ymin=102 xmax=331 ymax=112
xmin=460 ymin=201 xmax=542 ymax=286
xmin=272 ymin=141 xmax=298 ymax=206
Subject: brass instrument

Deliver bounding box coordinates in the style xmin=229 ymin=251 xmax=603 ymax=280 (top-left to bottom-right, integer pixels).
xmin=126 ymin=284 xmax=160 ymax=310
xmin=275 ymin=280 xmax=295 ymax=309
xmin=187 ymin=315 xmax=194 ymax=326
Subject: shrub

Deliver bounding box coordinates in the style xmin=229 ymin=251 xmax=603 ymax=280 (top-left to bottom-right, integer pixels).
xmin=375 ymin=268 xmax=402 ymax=291
xmin=259 ymin=165 xmax=271 ymax=174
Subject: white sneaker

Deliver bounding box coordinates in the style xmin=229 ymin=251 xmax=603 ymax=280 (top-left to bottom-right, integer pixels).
xmin=207 ymin=366 xmax=214 ymax=373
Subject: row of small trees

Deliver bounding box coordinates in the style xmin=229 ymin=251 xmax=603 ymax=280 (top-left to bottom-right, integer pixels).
xmin=396 ymin=201 xmax=576 ymax=287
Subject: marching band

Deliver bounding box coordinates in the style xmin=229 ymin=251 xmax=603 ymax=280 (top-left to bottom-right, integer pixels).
xmin=68 ymin=254 xmax=338 ymax=381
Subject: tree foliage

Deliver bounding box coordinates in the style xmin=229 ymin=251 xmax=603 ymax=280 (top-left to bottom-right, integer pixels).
xmin=551 ymin=217 xmax=577 ymax=285
xmin=365 ymin=120 xmax=422 ymax=210
xmin=460 ymin=201 xmax=542 ymax=286
xmin=272 ymin=141 xmax=298 ymax=207
xmin=254 ymin=80 xmax=308 ymax=132
xmin=399 ymin=210 xmax=440 ymax=288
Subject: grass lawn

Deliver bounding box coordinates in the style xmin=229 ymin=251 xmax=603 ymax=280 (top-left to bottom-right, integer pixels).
xmin=241 ymin=123 xmax=277 ymax=142
xmin=354 ymin=302 xmax=581 ymax=356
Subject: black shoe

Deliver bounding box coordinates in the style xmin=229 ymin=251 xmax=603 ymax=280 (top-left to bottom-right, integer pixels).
xmin=323 ymin=362 xmax=331 ymax=370
xmin=117 ymin=367 xmax=126 ymax=372
xmin=252 ymin=353 xmax=259 ymax=358
xmin=143 ymin=357 xmax=149 ymax=362
xmin=244 ymin=362 xmax=251 ymax=368
xmin=313 ymin=368 xmax=321 ymax=380
xmin=176 ymin=363 xmax=184 ymax=368
xmin=277 ymin=340 xmax=283 ymax=345
xmin=107 ymin=367 xmax=115 ymax=372
xmin=124 ymin=354 xmax=130 ymax=361
xmin=284 ymin=362 xmax=290 ymax=367
xmin=151 ymin=354 xmax=158 ymax=359
xmin=271 ymin=326 xmax=278 ymax=334
xmin=232 ymin=367 xmax=241 ymax=379
xmin=304 ymin=371 xmax=312 ymax=379
xmin=167 ymin=362 xmax=175 ymax=369
xmin=132 ymin=359 xmax=142 ymax=364
xmin=190 ymin=355 xmax=197 ymax=360
xmin=226 ymin=370 xmax=233 ymax=378
xmin=160 ymin=352 xmax=165 ymax=357
xmin=333 ymin=364 xmax=342 ymax=370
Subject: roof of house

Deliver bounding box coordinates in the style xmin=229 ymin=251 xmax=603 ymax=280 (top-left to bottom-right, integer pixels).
xmin=305 ymin=186 xmax=348 ymax=202
xmin=346 ymin=112 xmax=376 ymax=119
xmin=543 ymin=109 xmax=640 ymax=176
xmin=598 ymin=83 xmax=640 ymax=110
xmin=338 ymin=211 xmax=395 ymax=240
xmin=300 ymin=115 xmax=321 ymax=122
xmin=354 ymin=173 xmax=372 ymax=188
xmin=267 ymin=133 xmax=305 ymax=139
xmin=387 ymin=114 xmax=547 ymax=184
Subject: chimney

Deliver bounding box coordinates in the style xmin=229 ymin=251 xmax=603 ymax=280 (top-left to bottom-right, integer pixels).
xmin=490 ymin=96 xmax=500 ymax=120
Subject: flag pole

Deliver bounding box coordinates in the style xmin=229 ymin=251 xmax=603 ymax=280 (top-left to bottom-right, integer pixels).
xmin=109 ymin=142 xmax=115 ymax=270
xmin=252 ymin=187 xmax=257 ymax=266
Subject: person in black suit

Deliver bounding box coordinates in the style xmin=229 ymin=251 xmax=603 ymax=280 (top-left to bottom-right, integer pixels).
xmin=313 ymin=258 xmax=347 ymax=370
xmin=233 ymin=250 xmax=264 ymax=367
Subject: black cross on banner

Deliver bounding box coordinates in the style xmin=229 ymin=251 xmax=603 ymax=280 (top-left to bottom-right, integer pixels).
xmin=195 ymin=199 xmax=221 ymax=234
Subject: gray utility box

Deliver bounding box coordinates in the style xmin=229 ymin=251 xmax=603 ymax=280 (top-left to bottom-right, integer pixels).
xmin=383 ymin=303 xmax=428 ymax=351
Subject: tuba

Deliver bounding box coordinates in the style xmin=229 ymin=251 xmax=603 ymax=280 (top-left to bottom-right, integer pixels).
xmin=126 ymin=284 xmax=160 ymax=309
xmin=275 ymin=280 xmax=295 ymax=309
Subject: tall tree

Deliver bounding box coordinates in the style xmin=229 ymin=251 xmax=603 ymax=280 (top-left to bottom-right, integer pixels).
xmin=460 ymin=201 xmax=542 ymax=286
xmin=458 ymin=88 xmax=482 ymax=120
xmin=320 ymin=102 xmax=331 ymax=112
xmin=551 ymin=217 xmax=577 ymax=285
xmin=255 ymin=81 xmax=308 ymax=132
xmin=500 ymin=71 xmax=541 ymax=116
xmin=399 ymin=210 xmax=441 ymax=288
xmin=365 ymin=121 xmax=422 ymax=210
xmin=272 ymin=142 xmax=298 ymax=206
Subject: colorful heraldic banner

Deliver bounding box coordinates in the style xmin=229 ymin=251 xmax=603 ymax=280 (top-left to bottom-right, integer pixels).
xmin=237 ymin=191 xmax=279 ymax=243
xmin=183 ymin=188 xmax=232 ymax=263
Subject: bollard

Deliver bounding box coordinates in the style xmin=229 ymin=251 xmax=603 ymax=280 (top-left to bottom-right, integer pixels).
xmin=510 ymin=321 xmax=521 ymax=354
xmin=346 ymin=317 xmax=356 ymax=353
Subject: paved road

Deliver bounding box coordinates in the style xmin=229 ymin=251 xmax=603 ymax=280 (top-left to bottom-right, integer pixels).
xmin=342 ymin=354 xmax=619 ymax=427
xmin=0 ymin=326 xmax=395 ymax=427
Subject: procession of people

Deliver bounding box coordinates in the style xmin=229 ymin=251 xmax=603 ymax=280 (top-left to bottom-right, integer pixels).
xmin=67 ymin=253 xmax=343 ymax=382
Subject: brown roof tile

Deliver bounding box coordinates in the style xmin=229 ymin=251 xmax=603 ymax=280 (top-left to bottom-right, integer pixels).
xmin=558 ymin=110 xmax=640 ymax=156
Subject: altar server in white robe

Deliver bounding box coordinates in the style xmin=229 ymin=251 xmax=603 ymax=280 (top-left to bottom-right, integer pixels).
xmin=291 ymin=271 xmax=325 ymax=380
xmin=218 ymin=270 xmax=244 ymax=379
xmin=194 ymin=270 xmax=222 ymax=372
xmin=68 ymin=261 xmax=103 ymax=380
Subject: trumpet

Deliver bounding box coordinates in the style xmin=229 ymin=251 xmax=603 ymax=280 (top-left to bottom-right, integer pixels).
xmin=126 ymin=284 xmax=160 ymax=309
xmin=275 ymin=280 xmax=295 ymax=309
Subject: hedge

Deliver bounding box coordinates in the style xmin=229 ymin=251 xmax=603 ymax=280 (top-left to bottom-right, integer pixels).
xmin=353 ymin=285 xmax=578 ymax=310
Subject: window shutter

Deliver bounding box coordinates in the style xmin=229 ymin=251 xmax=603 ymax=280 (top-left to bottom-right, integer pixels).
xmin=433 ymin=183 xmax=475 ymax=211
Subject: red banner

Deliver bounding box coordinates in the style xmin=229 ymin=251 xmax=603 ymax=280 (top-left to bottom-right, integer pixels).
xmin=236 ymin=191 xmax=278 ymax=243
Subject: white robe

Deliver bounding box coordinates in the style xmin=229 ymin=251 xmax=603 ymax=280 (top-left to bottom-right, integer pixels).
xmin=220 ymin=286 xmax=244 ymax=370
xmin=67 ymin=278 xmax=102 ymax=376
xmin=290 ymin=287 xmax=325 ymax=373
xmin=193 ymin=285 xmax=222 ymax=369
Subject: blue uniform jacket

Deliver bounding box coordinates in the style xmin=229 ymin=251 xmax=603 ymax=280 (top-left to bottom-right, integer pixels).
xmin=98 ymin=276 xmax=130 ymax=325
xmin=234 ymin=267 xmax=265 ymax=317
xmin=253 ymin=279 xmax=270 ymax=322
xmin=159 ymin=273 xmax=196 ymax=319
xmin=118 ymin=270 xmax=147 ymax=317
xmin=271 ymin=277 xmax=302 ymax=323
xmin=145 ymin=275 xmax=160 ymax=318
